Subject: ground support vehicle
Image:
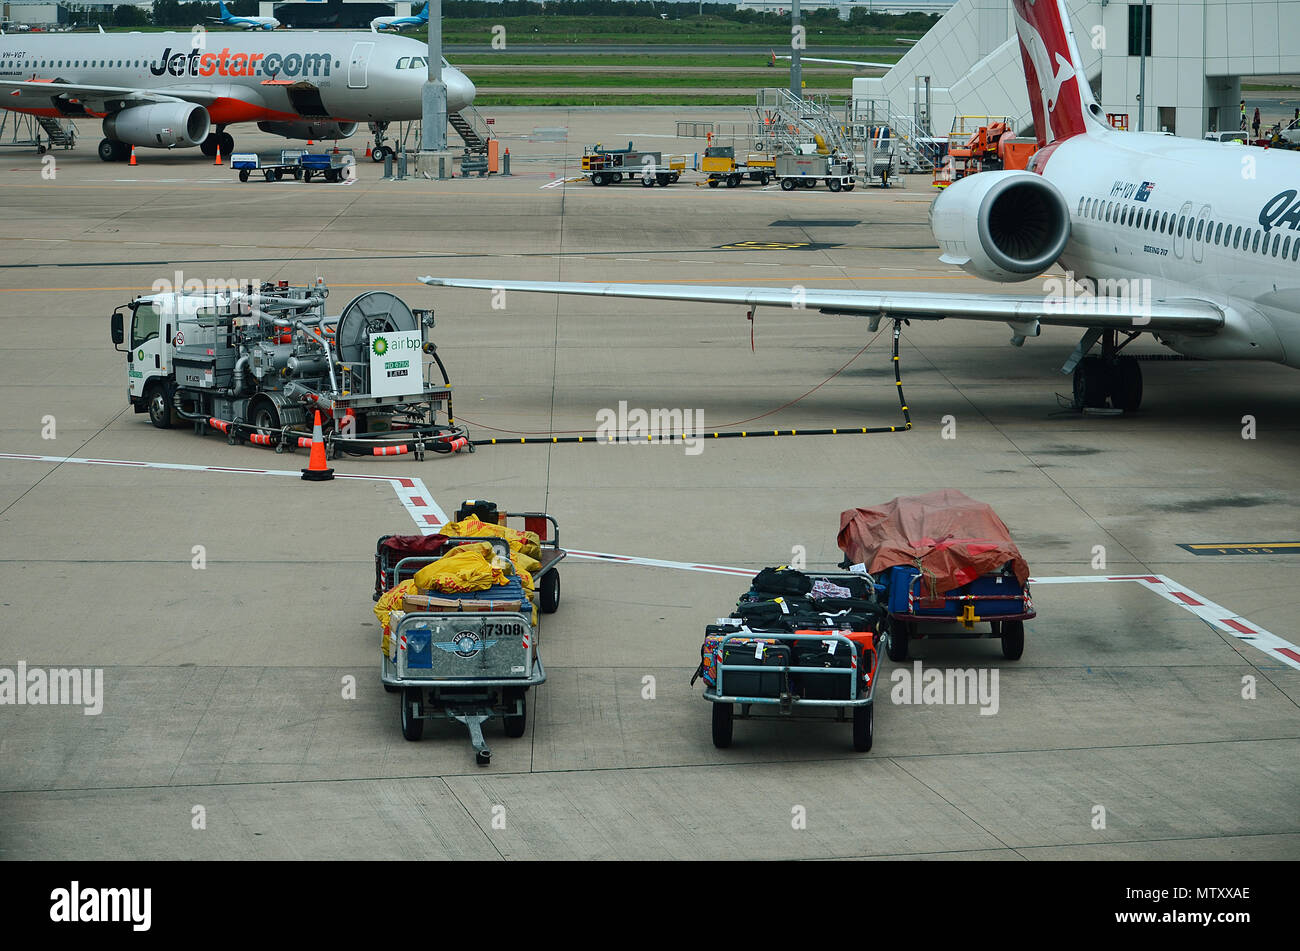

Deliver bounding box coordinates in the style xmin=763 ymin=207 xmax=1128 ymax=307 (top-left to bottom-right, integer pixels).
xmin=775 ymin=151 xmax=856 ymax=191
xmin=701 ymin=145 xmax=775 ymax=187
xmin=230 ymin=149 xmax=307 ymax=182
xmin=877 ymin=565 xmax=1034 ymax=662
xmin=581 ymin=141 xmax=687 ymax=186
xmin=110 ymin=280 xmax=468 ymax=459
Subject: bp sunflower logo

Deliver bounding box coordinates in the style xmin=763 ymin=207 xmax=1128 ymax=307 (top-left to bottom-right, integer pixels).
xmin=372 ymin=336 xmax=388 ymax=357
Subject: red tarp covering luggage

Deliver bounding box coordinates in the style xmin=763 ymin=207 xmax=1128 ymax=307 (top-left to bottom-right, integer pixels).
xmin=837 ymin=489 xmax=1030 ymax=592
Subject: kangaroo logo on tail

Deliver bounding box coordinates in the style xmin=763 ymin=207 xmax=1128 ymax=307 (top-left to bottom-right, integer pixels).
xmin=1012 ymin=0 xmax=1094 ymax=147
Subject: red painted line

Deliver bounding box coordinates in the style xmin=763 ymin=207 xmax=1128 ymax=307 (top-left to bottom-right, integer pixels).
xmin=0 ymin=454 xmax=42 ymax=460
xmin=1223 ymin=619 xmax=1257 ymax=635
xmin=692 ymin=564 xmax=753 ymax=575
xmin=410 ymin=496 xmax=426 ymax=507
xmin=1108 ymin=575 xmax=1162 ymax=583
xmin=1171 ymin=591 xmax=1203 ymax=606
xmin=1278 ymin=648 xmax=1300 ymax=663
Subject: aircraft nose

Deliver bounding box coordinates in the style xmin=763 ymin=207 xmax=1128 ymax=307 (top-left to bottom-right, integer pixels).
xmin=445 ymin=67 xmax=475 ymax=111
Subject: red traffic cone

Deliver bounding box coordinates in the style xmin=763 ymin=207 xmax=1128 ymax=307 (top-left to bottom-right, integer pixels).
xmin=365 ymin=140 xmax=372 ymax=157
xmin=307 ymin=138 xmax=313 ymax=146
xmin=214 ymin=146 xmax=222 ymax=167
xmin=129 ymin=146 xmax=137 ymax=166
xmin=301 ymin=410 xmax=334 ymax=481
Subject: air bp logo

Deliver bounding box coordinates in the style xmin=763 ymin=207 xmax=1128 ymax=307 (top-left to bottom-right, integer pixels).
xmin=452 ymin=630 xmax=482 ymax=658
xmin=137 ymin=349 xmax=145 ymax=361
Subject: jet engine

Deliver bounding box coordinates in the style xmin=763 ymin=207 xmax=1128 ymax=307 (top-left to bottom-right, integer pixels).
xmin=929 ymin=170 xmax=1071 ymax=283
xmin=258 ymin=120 xmax=358 ymax=141
xmin=102 ymin=102 xmax=210 ymax=149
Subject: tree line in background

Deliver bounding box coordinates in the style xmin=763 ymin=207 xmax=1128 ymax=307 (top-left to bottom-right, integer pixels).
xmin=62 ymin=1 xmax=938 ymax=32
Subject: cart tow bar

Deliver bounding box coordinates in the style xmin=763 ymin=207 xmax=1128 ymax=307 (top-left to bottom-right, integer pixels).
xmin=454 ymin=712 xmax=493 ymax=765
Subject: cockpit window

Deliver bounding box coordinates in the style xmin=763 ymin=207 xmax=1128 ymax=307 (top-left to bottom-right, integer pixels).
xmin=396 ymin=57 xmax=410 ymax=69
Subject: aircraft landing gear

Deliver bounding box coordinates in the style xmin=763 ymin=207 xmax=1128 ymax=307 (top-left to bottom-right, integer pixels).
xmin=97 ymin=138 xmax=130 ymax=162
xmin=369 ymin=121 xmax=391 ymax=162
xmin=1069 ymin=329 xmax=1143 ymax=413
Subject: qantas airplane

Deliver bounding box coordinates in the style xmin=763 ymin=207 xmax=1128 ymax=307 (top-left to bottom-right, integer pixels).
xmin=424 ymin=0 xmax=1300 ymax=413
xmin=211 ymin=2 xmax=280 ymax=31
xmin=0 ymin=29 xmax=474 ymax=161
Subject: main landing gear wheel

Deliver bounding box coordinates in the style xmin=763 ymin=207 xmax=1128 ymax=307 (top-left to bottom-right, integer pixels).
xmin=218 ymin=132 xmax=234 ymax=157
xmin=1073 ymin=354 xmax=1143 ymax=412
xmin=97 ymin=138 xmax=129 ymax=162
xmin=371 ymin=145 xmax=390 ymax=163
xmin=200 ymin=135 xmax=219 ymax=157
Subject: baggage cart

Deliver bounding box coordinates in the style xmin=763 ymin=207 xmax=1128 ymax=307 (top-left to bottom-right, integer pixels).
xmin=581 ymin=141 xmax=686 ymax=186
xmin=299 ymin=148 xmax=356 ymax=183
xmin=877 ymin=564 xmax=1034 ymax=662
xmin=776 ymin=150 xmax=856 ymax=191
xmin=701 ymin=146 xmax=774 ymax=187
xmin=695 ymin=571 xmax=881 ymax=752
xmin=230 ymin=149 xmax=307 ymax=183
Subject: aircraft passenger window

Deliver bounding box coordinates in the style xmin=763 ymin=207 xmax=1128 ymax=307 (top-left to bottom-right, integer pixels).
xmin=1293 ymin=239 xmax=1300 ymax=261
xmin=1176 ymin=217 xmax=1184 ymax=237
xmin=1233 ymin=226 xmax=1241 ymax=248
xmin=1252 ymin=231 xmax=1260 ymax=253
xmin=1272 ymin=233 xmax=1281 ymax=256
xmin=1283 ymin=237 xmax=1291 ymax=258
xmin=1107 ymin=202 xmax=1115 ymax=221
xmin=1078 ymin=198 xmax=1085 ymax=215
xmin=1161 ymin=212 xmax=1169 ymax=232
xmin=1196 ymin=220 xmax=1204 ymax=241
xmin=1214 ymin=223 xmax=1223 ymax=244
xmin=396 ymin=58 xmax=410 ymax=69
xmin=1145 ymin=209 xmax=1153 ymax=229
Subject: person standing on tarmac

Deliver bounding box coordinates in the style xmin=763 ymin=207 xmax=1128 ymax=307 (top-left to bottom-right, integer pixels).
xmin=1253 ymin=107 xmax=1262 ymax=139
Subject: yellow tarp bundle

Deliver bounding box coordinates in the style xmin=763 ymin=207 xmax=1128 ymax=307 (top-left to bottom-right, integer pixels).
xmin=413 ymin=541 xmax=510 ymax=594
xmin=375 ymin=580 xmax=417 ymax=656
xmin=441 ymin=515 xmax=542 ymax=560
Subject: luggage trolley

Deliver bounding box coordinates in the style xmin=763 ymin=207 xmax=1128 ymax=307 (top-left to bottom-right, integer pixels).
xmin=698 ymin=625 xmax=879 ymax=752
xmin=876 ymin=564 xmax=1034 ymax=662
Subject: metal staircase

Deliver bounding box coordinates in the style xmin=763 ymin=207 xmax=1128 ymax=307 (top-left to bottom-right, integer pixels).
xmin=448 ymin=106 xmax=493 ymax=155
xmin=36 ymin=115 xmax=76 ymax=149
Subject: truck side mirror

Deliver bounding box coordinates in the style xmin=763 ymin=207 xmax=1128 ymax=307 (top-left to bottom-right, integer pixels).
xmin=110 ymin=310 xmax=124 ymax=347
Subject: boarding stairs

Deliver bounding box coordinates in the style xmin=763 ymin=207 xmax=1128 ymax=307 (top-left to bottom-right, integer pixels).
xmin=449 ymin=106 xmax=493 ymax=156
xmin=36 ymin=115 xmax=76 ymax=149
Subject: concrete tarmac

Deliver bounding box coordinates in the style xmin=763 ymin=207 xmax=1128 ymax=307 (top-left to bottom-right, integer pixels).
xmin=0 ymin=109 xmax=1297 ymax=860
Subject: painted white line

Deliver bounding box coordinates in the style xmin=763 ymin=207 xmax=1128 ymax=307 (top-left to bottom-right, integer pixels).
xmin=3 ymin=451 xmax=1293 ymax=669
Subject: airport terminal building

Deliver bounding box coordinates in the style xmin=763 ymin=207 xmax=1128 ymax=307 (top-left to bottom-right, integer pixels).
xmin=856 ymin=0 xmax=1300 ymax=139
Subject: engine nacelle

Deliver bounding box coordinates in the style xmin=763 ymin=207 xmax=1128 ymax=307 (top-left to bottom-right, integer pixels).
xmin=930 ymin=170 xmax=1071 ymax=283
xmin=258 ymin=120 xmax=358 ymax=141
xmin=103 ymin=102 xmax=210 ymax=149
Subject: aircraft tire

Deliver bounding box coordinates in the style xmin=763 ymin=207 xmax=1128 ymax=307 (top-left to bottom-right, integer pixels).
xmin=1073 ymin=356 xmax=1108 ymax=410
xmin=200 ymin=135 xmax=219 ymax=157
xmin=218 ymin=132 xmax=235 ymax=157
xmin=1110 ymin=356 xmax=1143 ymax=412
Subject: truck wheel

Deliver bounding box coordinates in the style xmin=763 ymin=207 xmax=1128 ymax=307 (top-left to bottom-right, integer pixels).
xmin=400 ymin=687 xmax=424 ymax=741
xmin=591 ymin=172 xmax=606 ymax=186
xmin=263 ymin=169 xmax=274 ymax=182
xmin=303 ymin=170 xmax=313 ymax=183
xmin=843 ymin=182 xmax=855 ymax=191
xmin=1001 ymin=620 xmax=1025 ymax=660
xmin=503 ymin=688 xmax=527 ymax=738
xmin=725 ymin=174 xmax=739 ymax=188
xmin=669 ymin=173 xmax=680 ymax=183
xmin=238 ymin=169 xmax=250 ymax=183
xmin=146 ymin=384 xmax=174 ymax=429
xmin=540 ymin=569 xmax=560 ymax=614
xmin=886 ymin=621 xmax=909 ymax=662
xmin=641 ymin=175 xmax=655 ymax=187
xmin=827 ymin=178 xmax=842 ymax=192
xmin=711 ymin=701 xmax=734 ymax=748
xmin=758 ymin=173 xmax=770 ymax=185
xmin=853 ymin=703 xmax=874 ymax=752
xmin=780 ymin=178 xmax=795 ymax=191
xmin=708 ymin=178 xmax=719 ymax=188
xmin=657 ymin=173 xmax=671 ymax=186
xmin=250 ymin=400 xmax=280 ymax=437
xmin=612 ymin=172 xmax=623 ymax=183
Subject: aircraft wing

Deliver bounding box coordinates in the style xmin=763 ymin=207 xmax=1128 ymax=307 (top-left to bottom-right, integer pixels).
xmin=0 ymin=78 xmax=224 ymax=112
xmin=417 ymin=277 xmax=1226 ymax=335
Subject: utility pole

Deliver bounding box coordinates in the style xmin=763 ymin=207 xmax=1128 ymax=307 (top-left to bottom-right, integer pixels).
xmin=790 ymin=0 xmax=802 ymax=99
xmin=421 ymin=0 xmax=449 ymax=166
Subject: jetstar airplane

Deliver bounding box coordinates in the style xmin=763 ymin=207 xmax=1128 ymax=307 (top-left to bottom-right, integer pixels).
xmin=211 ymin=1 xmax=280 ymax=32
xmin=372 ymin=3 xmax=429 ymax=33
xmin=0 ymin=29 xmax=474 ymax=162
xmin=425 ymin=0 xmax=1300 ymax=413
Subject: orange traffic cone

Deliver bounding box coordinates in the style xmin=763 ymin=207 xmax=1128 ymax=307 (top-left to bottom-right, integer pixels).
xmin=307 ymin=138 xmax=313 ymax=146
xmin=129 ymin=146 xmax=137 ymax=166
xmin=301 ymin=410 xmax=334 ymax=481
xmin=214 ymin=146 xmax=222 ymax=167
xmin=365 ymin=140 xmax=372 ymax=157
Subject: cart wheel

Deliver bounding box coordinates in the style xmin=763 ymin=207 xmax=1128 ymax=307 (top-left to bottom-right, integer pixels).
xmin=780 ymin=178 xmax=795 ymax=191
xmin=886 ymin=621 xmax=909 ymax=662
xmin=707 ymin=178 xmax=719 ymax=188
xmin=641 ymin=175 xmax=655 ymax=187
xmin=540 ymin=568 xmax=560 ymax=614
xmin=400 ymin=687 xmax=424 ymax=741
xmin=591 ymin=172 xmax=605 ymax=186
xmin=843 ymin=183 xmax=856 ymax=191
xmin=303 ymin=170 xmax=313 ymax=183
xmin=853 ymin=703 xmax=874 ymax=752
xmin=711 ymin=701 xmax=734 ymax=748
xmin=383 ymin=683 xmax=399 ymax=694
xmin=827 ymin=178 xmax=842 ymax=192
xmin=275 ymin=168 xmax=285 ymax=181
xmin=294 ymin=168 xmax=303 ymax=181
xmin=238 ymin=169 xmax=250 ymax=183
xmin=263 ymin=169 xmax=274 ymax=182
xmin=670 ymin=173 xmax=680 ymax=183
xmin=1001 ymin=620 xmax=1025 ymax=660
xmin=503 ymin=687 xmax=527 ymax=738
xmin=759 ymin=173 xmax=770 ymax=185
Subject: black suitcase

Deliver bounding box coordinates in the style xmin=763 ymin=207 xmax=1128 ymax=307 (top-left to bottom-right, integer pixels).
xmin=751 ymin=566 xmax=813 ymax=597
xmin=718 ymin=642 xmax=790 ymax=698
xmin=790 ymin=639 xmax=854 ymax=700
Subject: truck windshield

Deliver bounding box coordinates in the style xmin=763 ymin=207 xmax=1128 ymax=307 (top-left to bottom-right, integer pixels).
xmin=131 ymin=303 xmax=159 ymax=349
